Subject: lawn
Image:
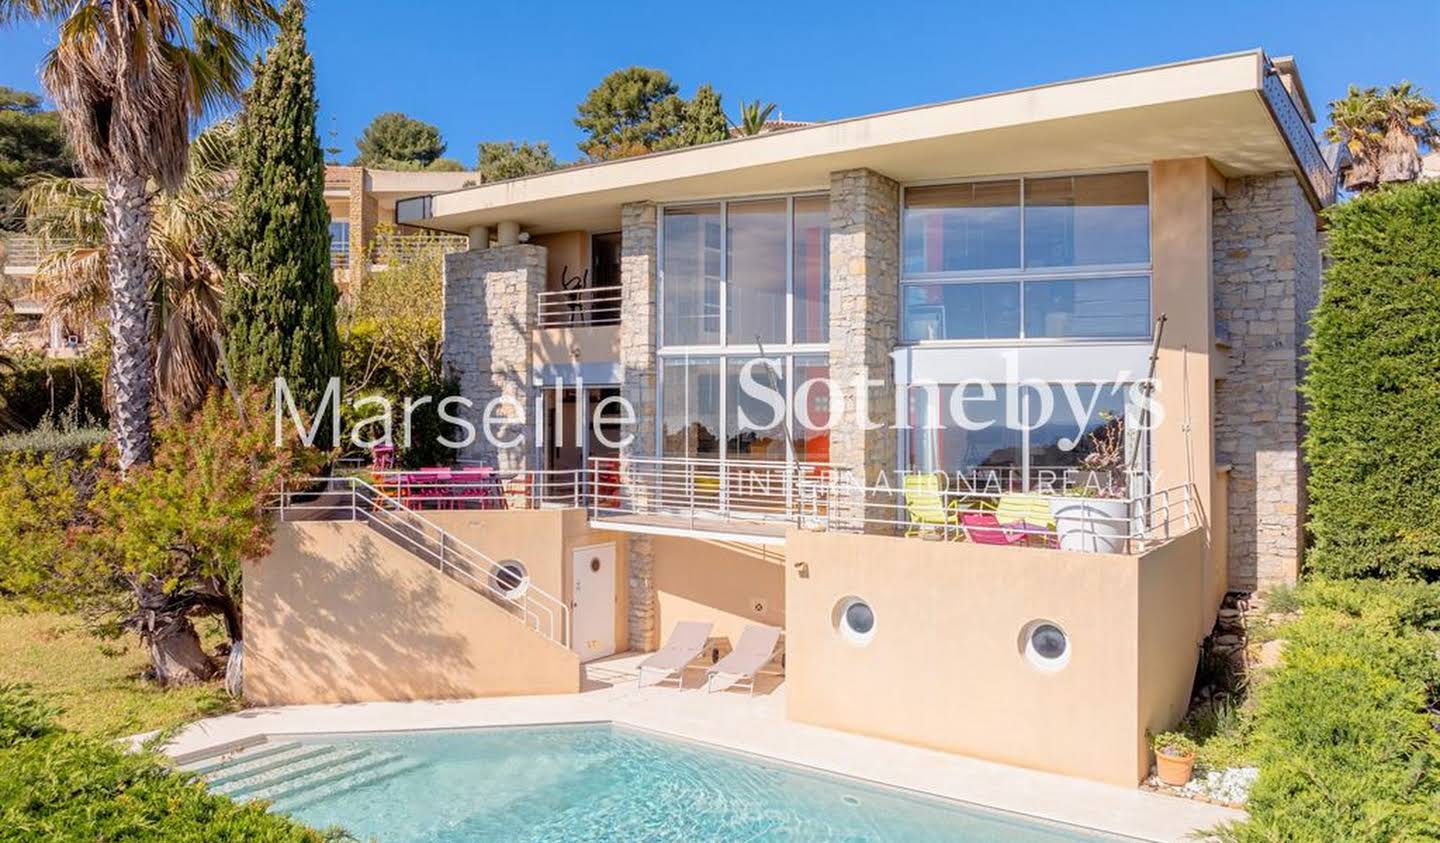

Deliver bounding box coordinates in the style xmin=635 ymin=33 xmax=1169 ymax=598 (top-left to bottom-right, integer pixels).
xmin=0 ymin=606 xmax=238 ymax=739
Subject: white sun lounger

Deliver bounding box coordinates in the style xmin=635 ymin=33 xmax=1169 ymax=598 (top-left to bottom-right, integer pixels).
xmin=636 ymin=621 xmax=713 ymax=688
xmin=705 ymin=624 xmax=783 ymax=695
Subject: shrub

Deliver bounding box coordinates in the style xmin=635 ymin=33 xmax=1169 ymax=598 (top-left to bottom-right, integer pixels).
xmin=1302 ymin=180 xmax=1440 ymax=579
xmin=0 ymin=685 xmax=348 ymax=841
xmin=0 ymin=352 xmax=106 ymax=432
xmin=0 ymin=683 xmax=60 ymax=749
xmin=1206 ymin=579 xmax=1440 ymax=842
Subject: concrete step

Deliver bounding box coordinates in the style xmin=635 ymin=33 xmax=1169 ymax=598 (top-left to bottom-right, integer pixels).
xmin=215 ymin=748 xmax=370 ymax=799
xmin=244 ymin=751 xmax=406 ymax=806
xmin=269 ymin=756 xmax=430 ymax=815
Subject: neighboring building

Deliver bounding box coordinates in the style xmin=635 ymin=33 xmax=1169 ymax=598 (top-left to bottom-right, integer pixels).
xmin=0 ymin=165 xmax=478 ymax=356
xmin=253 ymin=51 xmax=1335 ymax=787
xmin=322 ymin=165 xmax=478 ymax=289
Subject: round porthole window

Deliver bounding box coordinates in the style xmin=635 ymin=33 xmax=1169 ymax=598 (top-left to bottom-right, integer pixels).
xmin=833 ymin=596 xmax=876 ymax=646
xmin=495 ymin=560 xmax=529 ymax=600
xmin=1020 ymin=619 xmax=1070 ymax=671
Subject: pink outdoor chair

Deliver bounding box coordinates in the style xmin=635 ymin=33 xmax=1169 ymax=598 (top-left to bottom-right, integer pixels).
xmin=961 ymin=512 xmax=1028 ymax=546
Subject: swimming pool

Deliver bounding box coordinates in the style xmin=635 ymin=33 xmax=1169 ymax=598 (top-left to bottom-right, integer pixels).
xmin=201 ymin=724 xmax=1128 ymax=842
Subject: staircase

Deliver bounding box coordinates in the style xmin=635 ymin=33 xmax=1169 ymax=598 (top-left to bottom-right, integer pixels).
xmin=274 ymin=476 xmax=570 ymax=648
xmin=181 ymin=738 xmax=426 ymax=815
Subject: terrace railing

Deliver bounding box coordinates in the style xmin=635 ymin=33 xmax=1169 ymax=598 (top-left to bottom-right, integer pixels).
xmin=371 ymin=233 xmax=469 ymax=267
xmin=2 ymin=234 xmax=74 ymax=270
xmin=270 ymin=475 xmax=569 ymax=647
xmin=584 ymin=455 xmax=1195 ymax=554
xmin=537 ymin=287 xmax=623 ymax=328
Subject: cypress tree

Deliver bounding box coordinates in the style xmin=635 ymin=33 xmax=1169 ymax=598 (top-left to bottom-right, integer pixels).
xmin=224 ymin=0 xmax=339 ymax=408
xmin=682 ymin=84 xmax=729 ymax=146
xmin=1302 ymin=180 xmax=1440 ymax=579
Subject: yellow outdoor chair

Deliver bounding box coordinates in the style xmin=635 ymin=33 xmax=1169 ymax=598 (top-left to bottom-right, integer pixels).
xmin=994 ymin=493 xmax=1057 ymax=545
xmin=904 ymin=474 xmax=960 ymax=538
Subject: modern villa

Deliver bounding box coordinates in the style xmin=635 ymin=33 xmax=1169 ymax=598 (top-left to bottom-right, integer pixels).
xmin=247 ymin=49 xmax=1335 ymax=791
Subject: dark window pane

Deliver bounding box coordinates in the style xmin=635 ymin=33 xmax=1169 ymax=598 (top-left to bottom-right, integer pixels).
xmin=904 ymin=181 xmax=1021 ymax=273
xmin=1024 ymin=173 xmax=1149 ymax=268
xmin=902 ymin=282 xmax=1021 ymax=341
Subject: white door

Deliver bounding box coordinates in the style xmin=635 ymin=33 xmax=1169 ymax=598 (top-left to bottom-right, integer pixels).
xmin=571 ymin=543 xmax=616 ymax=662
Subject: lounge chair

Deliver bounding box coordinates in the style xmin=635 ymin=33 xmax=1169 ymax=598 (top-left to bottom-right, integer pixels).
xmin=961 ymin=511 xmax=1028 ymax=545
xmin=637 ymin=621 xmax=713 ymax=689
xmin=903 ymin=474 xmax=960 ymax=538
xmin=994 ymin=493 xmax=1057 ymax=545
xmin=705 ymin=624 xmax=783 ymax=695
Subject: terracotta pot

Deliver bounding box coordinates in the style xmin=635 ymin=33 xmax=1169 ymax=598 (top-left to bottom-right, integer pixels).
xmin=1155 ymin=749 xmax=1196 ymax=786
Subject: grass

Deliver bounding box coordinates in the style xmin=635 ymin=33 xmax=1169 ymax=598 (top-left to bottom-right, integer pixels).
xmin=0 ymin=605 xmax=239 ymax=739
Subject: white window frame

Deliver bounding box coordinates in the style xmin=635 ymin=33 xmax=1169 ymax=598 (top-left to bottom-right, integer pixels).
xmin=898 ymin=167 xmax=1154 ymax=347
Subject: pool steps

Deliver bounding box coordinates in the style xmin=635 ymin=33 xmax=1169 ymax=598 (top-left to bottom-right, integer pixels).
xmin=181 ymin=738 xmax=428 ymax=812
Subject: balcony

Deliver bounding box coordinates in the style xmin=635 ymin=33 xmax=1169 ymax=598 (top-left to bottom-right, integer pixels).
xmin=532 ymin=287 xmax=623 ymax=378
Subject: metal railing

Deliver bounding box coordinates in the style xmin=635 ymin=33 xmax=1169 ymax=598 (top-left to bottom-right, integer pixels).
xmin=537 ymin=287 xmax=623 ymax=328
xmin=585 ymin=455 xmax=1195 ymax=554
xmin=2 ymin=235 xmax=73 ymax=269
xmin=270 ymin=475 xmax=569 ymax=647
xmin=371 ymin=233 xmax=468 ymax=267
xmin=366 ymin=467 xmax=586 ymax=511
xmin=330 ymin=241 xmax=349 ymax=270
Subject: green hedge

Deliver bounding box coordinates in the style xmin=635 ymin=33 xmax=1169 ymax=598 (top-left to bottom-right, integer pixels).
xmin=0 ymin=353 xmax=107 ymax=433
xmin=0 ymin=684 xmax=351 ymax=841
xmin=1303 ymin=180 xmax=1440 ymax=579
xmin=1208 ymin=580 xmax=1440 ymax=841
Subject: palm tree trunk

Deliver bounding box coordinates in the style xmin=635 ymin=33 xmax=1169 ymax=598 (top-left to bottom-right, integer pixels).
xmin=103 ymin=173 xmax=157 ymax=471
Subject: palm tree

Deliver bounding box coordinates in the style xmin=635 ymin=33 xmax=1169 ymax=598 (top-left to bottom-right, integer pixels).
xmin=0 ymin=0 xmax=278 ymax=470
xmin=1325 ymin=82 xmax=1439 ymax=191
xmin=733 ymin=100 xmax=778 ymax=137
xmin=22 ymin=124 xmax=235 ymax=417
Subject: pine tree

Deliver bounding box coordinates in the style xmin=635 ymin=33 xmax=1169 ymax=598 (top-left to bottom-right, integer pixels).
xmin=681 ymin=84 xmax=728 ymax=146
xmin=224 ymin=0 xmax=339 ymax=408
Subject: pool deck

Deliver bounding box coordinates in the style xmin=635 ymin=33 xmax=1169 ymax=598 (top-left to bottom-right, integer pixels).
xmin=161 ymin=652 xmax=1243 ymax=842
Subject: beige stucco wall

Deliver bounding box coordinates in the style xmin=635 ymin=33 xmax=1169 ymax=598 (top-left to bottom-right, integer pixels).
xmin=244 ymin=521 xmax=581 ymax=705
xmin=427 ymin=508 xmax=630 ymax=655
xmin=783 ymin=528 xmax=1206 ymax=785
xmin=531 ymin=230 xmax=590 ymax=293
xmin=532 ymin=325 xmax=620 ymax=368
xmin=1151 ymin=158 xmax=1226 ymax=625
xmin=651 ymin=535 xmax=786 ymax=647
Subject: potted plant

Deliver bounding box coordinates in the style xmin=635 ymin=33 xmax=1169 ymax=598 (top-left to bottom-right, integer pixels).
xmin=1151 ymin=731 xmax=1198 ymax=786
xmin=1050 ymin=413 xmax=1131 ymax=552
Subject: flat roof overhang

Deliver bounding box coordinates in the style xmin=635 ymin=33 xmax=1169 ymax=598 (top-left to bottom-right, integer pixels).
xmin=398 ymin=50 xmax=1333 ymax=236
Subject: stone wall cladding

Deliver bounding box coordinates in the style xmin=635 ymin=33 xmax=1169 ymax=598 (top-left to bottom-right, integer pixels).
xmin=1212 ymin=173 xmax=1318 ymax=589
xmin=828 ymin=169 xmax=899 ymax=527
xmin=442 ymin=244 xmax=546 ymax=471
xmin=619 ymin=202 xmax=658 ymax=650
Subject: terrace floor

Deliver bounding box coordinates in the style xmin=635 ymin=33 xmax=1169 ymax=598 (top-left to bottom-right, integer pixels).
xmin=159 ymin=652 xmax=1241 ymax=842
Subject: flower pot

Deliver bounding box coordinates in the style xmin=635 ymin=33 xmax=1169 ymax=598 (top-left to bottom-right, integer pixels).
xmin=1050 ymin=498 xmax=1130 ymax=553
xmin=1155 ymin=749 xmax=1196 ymax=786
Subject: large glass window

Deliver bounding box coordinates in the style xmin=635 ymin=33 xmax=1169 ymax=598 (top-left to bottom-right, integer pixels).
xmin=726 ymin=199 xmax=788 ymax=345
xmin=662 ymin=205 xmax=721 ymax=346
xmin=660 ymin=357 xmax=721 ymax=459
xmin=1024 ymin=173 xmax=1149 ymax=268
xmin=726 ymin=357 xmax=787 ymax=462
xmin=901 ymin=172 xmax=1151 ymax=343
xmin=906 ymin=381 xmax=1139 ymax=494
xmin=661 ymin=195 xmax=827 ymax=349
xmin=793 ymin=196 xmax=830 ymax=343
xmin=903 ymin=181 xmax=1020 ymax=273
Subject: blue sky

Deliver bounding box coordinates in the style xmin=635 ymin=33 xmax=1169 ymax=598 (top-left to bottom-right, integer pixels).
xmin=2 ymin=0 xmax=1436 ymax=167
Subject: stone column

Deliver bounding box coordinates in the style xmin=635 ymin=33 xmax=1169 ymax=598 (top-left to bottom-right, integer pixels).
xmin=346 ymin=167 xmax=376 ymax=290
xmin=827 ymin=168 xmax=900 ymax=530
xmin=442 ymin=243 xmax=547 ymax=473
xmin=1213 ymin=172 xmax=1318 ymax=590
xmin=619 ymin=201 xmax=659 ymax=651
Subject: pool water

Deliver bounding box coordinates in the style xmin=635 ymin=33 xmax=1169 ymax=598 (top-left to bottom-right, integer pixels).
xmin=272 ymin=725 xmax=1122 ymax=842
